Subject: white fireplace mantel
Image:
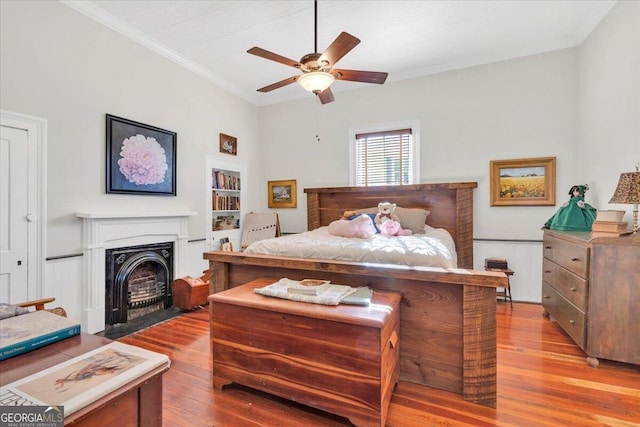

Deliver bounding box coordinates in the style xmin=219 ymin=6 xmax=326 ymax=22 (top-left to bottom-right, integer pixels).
xmin=77 ymin=211 xmax=196 ymax=333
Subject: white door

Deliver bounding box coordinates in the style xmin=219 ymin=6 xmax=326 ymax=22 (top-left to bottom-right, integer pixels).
xmin=0 ymin=125 xmax=30 ymax=302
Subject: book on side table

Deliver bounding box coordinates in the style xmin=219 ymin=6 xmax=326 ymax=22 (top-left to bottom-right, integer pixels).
xmin=0 ymin=310 xmax=81 ymax=361
xmin=591 ymin=221 xmax=629 ymax=233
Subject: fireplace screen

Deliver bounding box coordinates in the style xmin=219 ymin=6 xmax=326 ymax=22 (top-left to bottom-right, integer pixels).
xmin=105 ymin=242 xmax=173 ymax=325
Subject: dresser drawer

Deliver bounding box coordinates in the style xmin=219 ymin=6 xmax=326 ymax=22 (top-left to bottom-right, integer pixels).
xmin=543 ymin=235 xmax=589 ymax=278
xmin=542 ymin=282 xmax=586 ymax=348
xmin=542 ymin=259 xmax=588 ymax=311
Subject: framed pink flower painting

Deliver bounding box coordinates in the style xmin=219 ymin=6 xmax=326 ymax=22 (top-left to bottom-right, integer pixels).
xmin=106 ymin=114 xmax=177 ymax=196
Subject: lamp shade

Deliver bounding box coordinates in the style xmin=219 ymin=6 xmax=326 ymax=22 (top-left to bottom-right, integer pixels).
xmin=609 ymin=171 xmax=640 ymax=204
xmin=298 ymin=71 xmax=334 ymax=94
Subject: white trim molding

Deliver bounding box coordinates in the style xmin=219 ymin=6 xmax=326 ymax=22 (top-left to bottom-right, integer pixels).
xmin=1 ymin=110 xmax=47 ymax=301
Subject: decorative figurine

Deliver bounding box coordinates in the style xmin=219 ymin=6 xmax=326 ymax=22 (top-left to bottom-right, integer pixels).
xmin=544 ymin=184 xmax=597 ymax=231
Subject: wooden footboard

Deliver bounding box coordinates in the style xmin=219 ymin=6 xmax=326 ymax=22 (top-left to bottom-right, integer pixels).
xmin=203 ymin=251 xmax=506 ymax=408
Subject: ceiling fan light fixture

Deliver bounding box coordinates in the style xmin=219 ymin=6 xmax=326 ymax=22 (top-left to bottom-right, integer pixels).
xmin=298 ymin=71 xmax=334 ymax=94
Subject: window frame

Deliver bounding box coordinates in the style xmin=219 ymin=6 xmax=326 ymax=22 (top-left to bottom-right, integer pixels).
xmin=349 ymin=120 xmax=421 ymax=186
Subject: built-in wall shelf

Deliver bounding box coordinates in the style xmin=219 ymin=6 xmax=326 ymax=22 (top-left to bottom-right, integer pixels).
xmin=206 ymin=157 xmax=246 ymax=252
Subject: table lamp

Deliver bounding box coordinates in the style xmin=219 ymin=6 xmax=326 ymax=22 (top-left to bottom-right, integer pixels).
xmin=609 ymin=163 xmax=640 ymax=233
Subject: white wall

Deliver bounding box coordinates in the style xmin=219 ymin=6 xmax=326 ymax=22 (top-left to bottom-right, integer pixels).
xmin=578 ymin=0 xmax=640 ymax=212
xmin=0 ymin=0 xmax=261 ymax=258
xmin=258 ymin=48 xmax=580 ymax=239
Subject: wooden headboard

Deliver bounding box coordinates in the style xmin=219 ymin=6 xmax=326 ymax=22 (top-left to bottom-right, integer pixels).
xmin=304 ymin=182 xmax=478 ymax=269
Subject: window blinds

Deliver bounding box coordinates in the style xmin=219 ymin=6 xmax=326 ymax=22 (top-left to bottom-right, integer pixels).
xmin=355 ymin=128 xmax=413 ymax=186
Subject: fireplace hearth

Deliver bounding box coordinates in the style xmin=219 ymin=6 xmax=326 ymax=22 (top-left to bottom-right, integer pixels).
xmin=105 ymin=242 xmax=174 ymax=326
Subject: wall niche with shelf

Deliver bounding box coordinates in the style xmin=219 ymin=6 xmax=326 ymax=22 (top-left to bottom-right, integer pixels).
xmin=206 ymin=157 xmax=246 ymax=252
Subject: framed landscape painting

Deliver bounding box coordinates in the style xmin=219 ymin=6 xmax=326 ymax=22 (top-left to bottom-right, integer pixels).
xmin=268 ymin=180 xmax=297 ymax=208
xmin=490 ymin=157 xmax=556 ymax=206
xmin=106 ymin=114 xmax=177 ymax=196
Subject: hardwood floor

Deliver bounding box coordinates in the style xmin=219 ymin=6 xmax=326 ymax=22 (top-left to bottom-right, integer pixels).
xmin=119 ymin=302 xmax=640 ymax=426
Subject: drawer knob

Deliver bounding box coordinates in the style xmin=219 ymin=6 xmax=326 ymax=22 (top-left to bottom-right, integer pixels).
xmin=544 ymin=270 xmax=551 ymax=274
xmin=570 ymin=287 xmax=576 ymax=292
xmin=545 ymin=246 xmax=552 ymax=249
xmin=569 ymin=320 xmax=575 ymax=324
xmin=571 ymin=257 xmax=579 ymax=262
xmin=543 ymin=295 xmax=550 ymax=299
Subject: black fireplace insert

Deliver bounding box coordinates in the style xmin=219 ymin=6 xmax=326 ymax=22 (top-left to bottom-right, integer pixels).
xmin=105 ymin=242 xmax=173 ymax=325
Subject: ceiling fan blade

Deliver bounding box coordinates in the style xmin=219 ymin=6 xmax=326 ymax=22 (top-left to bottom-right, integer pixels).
xmin=257 ymin=76 xmax=299 ymax=93
xmin=317 ymin=87 xmax=335 ymax=104
xmin=247 ymin=47 xmax=301 ymax=68
xmin=332 ymin=69 xmax=388 ymax=84
xmin=319 ymin=32 xmax=360 ymax=67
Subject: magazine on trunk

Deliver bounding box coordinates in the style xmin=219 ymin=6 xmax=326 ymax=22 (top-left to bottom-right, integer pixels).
xmin=287 ymin=279 xmax=331 ymax=295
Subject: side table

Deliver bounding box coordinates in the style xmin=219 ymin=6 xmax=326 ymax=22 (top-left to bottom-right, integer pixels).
xmin=0 ymin=333 xmax=169 ymax=426
xmin=486 ymin=267 xmax=514 ymax=307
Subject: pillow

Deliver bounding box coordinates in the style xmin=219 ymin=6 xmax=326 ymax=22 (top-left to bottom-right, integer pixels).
xmin=348 ymin=212 xmax=380 ymax=233
xmin=328 ymin=214 xmax=377 ymax=238
xmin=341 ymin=208 xmax=377 ymax=221
xmin=344 ymin=206 xmax=430 ymax=234
xmin=393 ymin=207 xmax=430 ymax=234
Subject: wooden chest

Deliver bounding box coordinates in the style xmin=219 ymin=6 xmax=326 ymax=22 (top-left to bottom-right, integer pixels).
xmin=208 ymin=279 xmax=401 ymax=427
xmin=171 ymin=273 xmax=209 ymax=310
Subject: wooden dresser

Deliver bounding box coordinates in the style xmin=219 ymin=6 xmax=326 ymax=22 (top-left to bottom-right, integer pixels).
xmin=541 ymin=229 xmax=640 ymax=366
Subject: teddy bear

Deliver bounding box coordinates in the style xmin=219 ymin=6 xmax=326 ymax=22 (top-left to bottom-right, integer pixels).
xmin=328 ymin=213 xmax=377 ymax=239
xmin=375 ymin=202 xmax=400 ymax=225
xmin=378 ymin=219 xmax=412 ymax=236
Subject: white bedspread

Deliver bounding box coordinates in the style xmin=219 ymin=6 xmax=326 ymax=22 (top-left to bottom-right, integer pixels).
xmin=244 ymin=226 xmax=457 ymax=268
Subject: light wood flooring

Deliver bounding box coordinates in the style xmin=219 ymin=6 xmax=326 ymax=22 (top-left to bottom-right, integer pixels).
xmin=119 ymin=302 xmax=640 ymax=426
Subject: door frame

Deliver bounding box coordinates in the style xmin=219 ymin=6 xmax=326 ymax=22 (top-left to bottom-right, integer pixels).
xmin=1 ymin=110 xmax=47 ymax=299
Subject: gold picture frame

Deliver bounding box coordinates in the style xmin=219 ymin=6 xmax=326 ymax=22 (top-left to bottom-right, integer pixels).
xmin=268 ymin=180 xmax=297 ymax=208
xmin=490 ymin=157 xmax=556 ymax=206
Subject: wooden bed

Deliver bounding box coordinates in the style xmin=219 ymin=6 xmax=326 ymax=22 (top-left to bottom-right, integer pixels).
xmin=203 ymin=182 xmax=506 ymax=408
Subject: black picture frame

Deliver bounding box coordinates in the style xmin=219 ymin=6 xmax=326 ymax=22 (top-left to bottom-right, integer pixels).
xmin=106 ymin=114 xmax=177 ymax=196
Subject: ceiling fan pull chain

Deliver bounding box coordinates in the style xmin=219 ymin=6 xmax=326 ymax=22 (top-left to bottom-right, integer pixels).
xmin=315 ymin=97 xmax=321 ymax=142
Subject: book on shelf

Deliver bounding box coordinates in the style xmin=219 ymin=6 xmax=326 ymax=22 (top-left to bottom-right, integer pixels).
xmin=212 ymin=170 xmax=240 ymax=191
xmin=287 ymin=279 xmax=331 ymax=296
xmin=212 ymin=192 xmax=240 ymax=211
xmin=591 ymin=221 xmax=629 ymax=233
xmin=0 ymin=310 xmax=81 ymax=361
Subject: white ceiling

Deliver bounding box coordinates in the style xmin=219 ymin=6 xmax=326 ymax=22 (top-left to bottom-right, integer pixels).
xmin=63 ymin=0 xmax=616 ymax=106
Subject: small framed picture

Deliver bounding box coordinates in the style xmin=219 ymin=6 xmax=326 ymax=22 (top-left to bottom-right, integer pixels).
xmin=219 ymin=237 xmax=233 ymax=251
xmin=219 ymin=133 xmax=237 ymax=156
xmin=268 ymin=180 xmax=297 ymax=208
xmin=490 ymin=157 xmax=556 ymax=206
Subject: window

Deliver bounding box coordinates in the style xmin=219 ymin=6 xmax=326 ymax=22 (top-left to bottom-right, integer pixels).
xmin=350 ymin=121 xmax=420 ymax=186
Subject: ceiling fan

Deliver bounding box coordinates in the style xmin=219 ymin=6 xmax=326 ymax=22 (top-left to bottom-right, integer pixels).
xmin=247 ymin=1 xmax=388 ymax=104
